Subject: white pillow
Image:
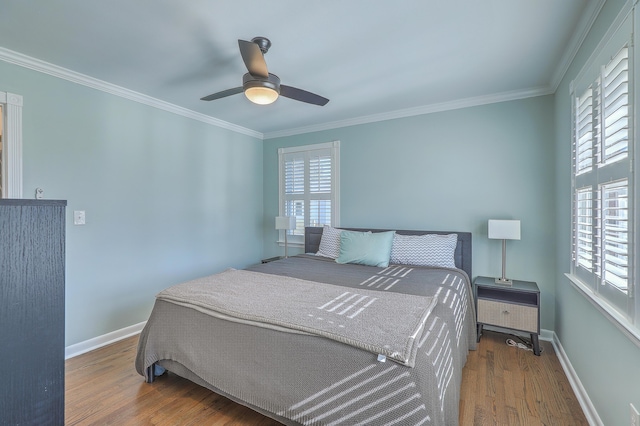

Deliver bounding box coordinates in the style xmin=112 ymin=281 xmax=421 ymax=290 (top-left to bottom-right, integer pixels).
xmin=316 ymin=225 xmax=343 ymax=259
xmin=390 ymin=233 xmax=457 ymax=268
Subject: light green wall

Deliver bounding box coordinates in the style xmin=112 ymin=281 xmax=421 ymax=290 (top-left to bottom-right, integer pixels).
xmin=4 ymin=3 xmax=638 ymax=419
xmin=553 ymin=0 xmax=640 ymax=425
xmin=0 ymin=60 xmax=264 ymax=346
xmin=263 ymin=96 xmax=557 ymax=330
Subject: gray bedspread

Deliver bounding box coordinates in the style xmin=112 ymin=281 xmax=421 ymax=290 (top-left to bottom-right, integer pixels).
xmin=136 ymin=254 xmax=477 ymax=425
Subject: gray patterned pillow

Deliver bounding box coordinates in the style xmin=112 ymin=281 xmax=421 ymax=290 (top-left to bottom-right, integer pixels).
xmin=390 ymin=233 xmax=457 ymax=268
xmin=316 ymin=225 xmax=343 ymax=259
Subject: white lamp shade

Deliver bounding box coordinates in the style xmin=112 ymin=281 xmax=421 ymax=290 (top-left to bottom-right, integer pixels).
xmin=275 ymin=216 xmax=296 ymax=230
xmin=488 ymin=220 xmax=521 ymax=240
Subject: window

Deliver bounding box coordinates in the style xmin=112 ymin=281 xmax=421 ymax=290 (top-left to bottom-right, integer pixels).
xmin=570 ymin=13 xmax=637 ymax=330
xmin=0 ymin=92 xmax=23 ymax=198
xmin=278 ymin=141 xmax=340 ymax=245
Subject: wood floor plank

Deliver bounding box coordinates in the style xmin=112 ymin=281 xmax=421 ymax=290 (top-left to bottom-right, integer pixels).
xmin=66 ymin=330 xmax=588 ymax=425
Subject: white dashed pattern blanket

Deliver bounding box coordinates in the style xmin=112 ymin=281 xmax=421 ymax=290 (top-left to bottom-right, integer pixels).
xmin=157 ymin=268 xmax=437 ymax=367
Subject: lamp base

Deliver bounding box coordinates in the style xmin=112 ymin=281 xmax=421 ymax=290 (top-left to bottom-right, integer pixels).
xmin=495 ymin=277 xmax=513 ymax=286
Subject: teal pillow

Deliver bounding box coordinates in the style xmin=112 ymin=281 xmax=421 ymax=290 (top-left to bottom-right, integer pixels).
xmin=336 ymin=230 xmax=395 ymax=267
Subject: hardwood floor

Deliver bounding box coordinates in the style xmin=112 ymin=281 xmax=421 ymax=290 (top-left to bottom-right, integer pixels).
xmin=459 ymin=331 xmax=587 ymax=425
xmin=65 ymin=330 xmax=587 ymax=425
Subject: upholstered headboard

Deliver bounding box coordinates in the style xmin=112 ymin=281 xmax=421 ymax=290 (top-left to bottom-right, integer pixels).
xmin=304 ymin=227 xmax=472 ymax=279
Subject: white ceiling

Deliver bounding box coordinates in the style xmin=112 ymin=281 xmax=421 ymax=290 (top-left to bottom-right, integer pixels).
xmin=0 ymin=0 xmax=600 ymax=138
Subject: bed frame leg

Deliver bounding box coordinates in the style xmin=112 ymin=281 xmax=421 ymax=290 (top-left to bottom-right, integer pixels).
xmin=146 ymin=364 xmax=156 ymax=383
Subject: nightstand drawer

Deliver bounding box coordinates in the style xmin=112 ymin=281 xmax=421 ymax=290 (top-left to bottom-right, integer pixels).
xmin=477 ymin=299 xmax=538 ymax=333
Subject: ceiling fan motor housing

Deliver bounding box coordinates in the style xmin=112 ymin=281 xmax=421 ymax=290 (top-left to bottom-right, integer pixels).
xmin=251 ymin=36 xmax=271 ymax=54
xmin=243 ymin=73 xmax=280 ymax=93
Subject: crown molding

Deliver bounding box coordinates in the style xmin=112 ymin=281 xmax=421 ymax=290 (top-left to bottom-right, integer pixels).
xmin=549 ymin=0 xmax=607 ymax=91
xmin=0 ymin=47 xmax=263 ymax=140
xmin=263 ymin=85 xmax=553 ymax=139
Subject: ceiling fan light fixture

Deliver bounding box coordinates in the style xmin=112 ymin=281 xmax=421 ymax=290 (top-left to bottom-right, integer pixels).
xmin=245 ymin=86 xmax=279 ymax=105
xmin=243 ymin=73 xmax=281 ymax=105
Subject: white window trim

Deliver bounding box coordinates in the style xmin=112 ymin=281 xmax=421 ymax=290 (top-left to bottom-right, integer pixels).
xmin=0 ymin=92 xmax=23 ymax=198
xmin=567 ymin=1 xmax=640 ymax=346
xmin=277 ymin=140 xmax=340 ymax=247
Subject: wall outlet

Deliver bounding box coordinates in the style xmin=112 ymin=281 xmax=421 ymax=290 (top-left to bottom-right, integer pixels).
xmin=631 ymin=403 xmax=640 ymax=426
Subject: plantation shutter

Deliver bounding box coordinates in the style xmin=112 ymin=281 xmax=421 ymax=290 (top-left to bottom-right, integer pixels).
xmin=570 ymin=14 xmax=634 ymax=316
xmin=309 ymin=152 xmax=332 ymax=230
xmin=575 ymin=89 xmax=594 ymax=175
xmin=279 ymin=141 xmax=340 ymax=245
xmin=284 ymin=154 xmax=305 ymax=234
xmin=602 ymin=47 xmax=630 ymax=165
xmin=600 ymin=180 xmax=629 ymax=293
xmin=575 ymin=187 xmax=594 ymax=272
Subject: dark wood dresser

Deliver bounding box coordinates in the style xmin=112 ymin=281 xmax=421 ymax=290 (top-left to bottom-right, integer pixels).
xmin=0 ymin=199 xmax=67 ymax=425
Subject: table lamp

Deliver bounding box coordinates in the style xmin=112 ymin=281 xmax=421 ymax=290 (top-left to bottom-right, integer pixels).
xmin=275 ymin=216 xmax=296 ymax=258
xmin=488 ymin=219 xmax=521 ymax=285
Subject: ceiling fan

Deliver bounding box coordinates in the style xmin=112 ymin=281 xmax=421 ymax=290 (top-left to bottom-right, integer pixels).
xmin=200 ymin=37 xmax=329 ymax=106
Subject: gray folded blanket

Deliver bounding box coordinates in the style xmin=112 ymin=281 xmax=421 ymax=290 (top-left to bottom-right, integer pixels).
xmin=157 ymin=268 xmax=437 ymax=367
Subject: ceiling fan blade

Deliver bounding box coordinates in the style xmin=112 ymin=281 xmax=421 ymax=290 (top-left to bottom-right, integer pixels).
xmin=280 ymin=85 xmax=329 ymax=106
xmin=200 ymin=87 xmax=243 ymax=101
xmin=238 ymin=39 xmax=269 ymax=78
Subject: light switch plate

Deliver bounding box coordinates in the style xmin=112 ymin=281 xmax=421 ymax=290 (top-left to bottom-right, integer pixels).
xmin=73 ymin=210 xmax=85 ymax=225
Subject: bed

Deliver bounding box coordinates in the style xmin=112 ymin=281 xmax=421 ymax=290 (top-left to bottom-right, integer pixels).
xmin=135 ymin=227 xmax=476 ymax=425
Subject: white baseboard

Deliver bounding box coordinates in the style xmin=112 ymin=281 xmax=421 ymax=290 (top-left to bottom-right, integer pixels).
xmin=540 ymin=328 xmax=554 ymax=342
xmin=65 ymin=321 xmax=146 ymax=360
xmin=550 ymin=331 xmax=602 ymax=426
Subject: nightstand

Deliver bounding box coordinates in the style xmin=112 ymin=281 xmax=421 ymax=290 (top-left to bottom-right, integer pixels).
xmin=474 ymin=276 xmax=541 ymax=356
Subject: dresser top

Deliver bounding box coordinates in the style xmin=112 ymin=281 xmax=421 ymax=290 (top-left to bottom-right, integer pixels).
xmin=0 ymin=199 xmax=67 ymax=206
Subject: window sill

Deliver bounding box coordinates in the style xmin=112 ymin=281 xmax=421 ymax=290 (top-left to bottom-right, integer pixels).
xmin=565 ymin=273 xmax=640 ymax=349
xmin=276 ymin=240 xmax=304 ymax=248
